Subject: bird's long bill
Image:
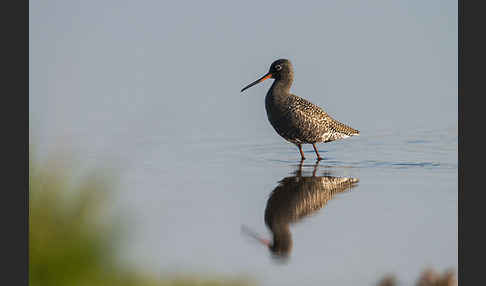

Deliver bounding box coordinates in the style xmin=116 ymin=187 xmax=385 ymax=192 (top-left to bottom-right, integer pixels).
xmin=240 ymin=72 xmax=272 ymax=92
xmin=241 ymin=225 xmax=271 ymax=247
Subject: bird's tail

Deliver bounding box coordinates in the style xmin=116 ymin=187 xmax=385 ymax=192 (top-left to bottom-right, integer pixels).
xmin=336 ymin=120 xmax=359 ymax=136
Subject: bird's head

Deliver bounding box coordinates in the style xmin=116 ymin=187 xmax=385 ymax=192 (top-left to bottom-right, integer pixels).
xmin=241 ymin=59 xmax=294 ymax=92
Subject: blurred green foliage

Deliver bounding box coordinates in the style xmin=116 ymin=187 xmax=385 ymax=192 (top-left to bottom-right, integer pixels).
xmin=29 ymin=154 xmax=253 ymax=286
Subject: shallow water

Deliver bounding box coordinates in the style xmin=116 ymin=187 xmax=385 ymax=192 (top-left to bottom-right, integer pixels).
xmin=30 ymin=90 xmax=458 ymax=284
xmin=91 ymin=125 xmax=456 ymax=286
xmin=31 ymin=89 xmax=457 ymax=286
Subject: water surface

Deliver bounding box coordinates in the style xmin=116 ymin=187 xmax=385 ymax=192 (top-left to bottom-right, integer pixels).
xmin=71 ymin=125 xmax=456 ymax=286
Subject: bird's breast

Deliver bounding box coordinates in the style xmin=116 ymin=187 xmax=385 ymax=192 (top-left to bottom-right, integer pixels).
xmin=265 ymin=93 xmax=288 ymax=123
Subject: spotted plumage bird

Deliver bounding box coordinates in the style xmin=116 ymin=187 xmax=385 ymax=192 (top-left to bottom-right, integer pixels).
xmin=241 ymin=59 xmax=359 ymax=161
xmin=241 ymin=162 xmax=359 ymax=258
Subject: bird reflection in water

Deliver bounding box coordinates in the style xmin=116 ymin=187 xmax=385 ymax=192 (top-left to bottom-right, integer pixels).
xmin=242 ymin=161 xmax=359 ymax=260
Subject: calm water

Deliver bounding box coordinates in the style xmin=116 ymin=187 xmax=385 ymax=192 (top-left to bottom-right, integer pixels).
xmin=32 ymin=111 xmax=457 ymax=285
xmin=30 ymin=56 xmax=459 ymax=285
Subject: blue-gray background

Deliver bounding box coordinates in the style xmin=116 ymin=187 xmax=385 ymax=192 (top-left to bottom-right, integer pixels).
xmin=30 ymin=1 xmax=457 ymax=285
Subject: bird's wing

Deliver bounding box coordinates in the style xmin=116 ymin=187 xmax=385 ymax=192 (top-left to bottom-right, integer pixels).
xmin=265 ymin=176 xmax=359 ymax=225
xmin=289 ymin=95 xmax=360 ymax=137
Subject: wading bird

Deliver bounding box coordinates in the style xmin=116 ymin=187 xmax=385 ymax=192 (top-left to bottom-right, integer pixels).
xmin=241 ymin=59 xmax=359 ymax=161
xmin=242 ymin=162 xmax=359 ymax=258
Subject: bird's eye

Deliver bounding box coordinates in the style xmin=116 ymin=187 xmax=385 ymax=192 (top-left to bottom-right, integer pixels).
xmin=275 ymin=65 xmax=282 ymax=71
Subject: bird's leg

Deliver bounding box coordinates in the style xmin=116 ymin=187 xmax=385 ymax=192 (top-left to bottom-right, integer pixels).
xmin=312 ymin=160 xmax=320 ymax=177
xmin=312 ymin=143 xmax=323 ymax=161
xmin=297 ymin=144 xmax=306 ymax=161
xmin=295 ymin=160 xmax=304 ymax=177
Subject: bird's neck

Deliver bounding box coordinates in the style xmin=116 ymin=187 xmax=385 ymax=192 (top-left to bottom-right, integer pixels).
xmin=270 ymin=224 xmax=292 ymax=254
xmin=269 ymin=76 xmax=293 ymax=97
